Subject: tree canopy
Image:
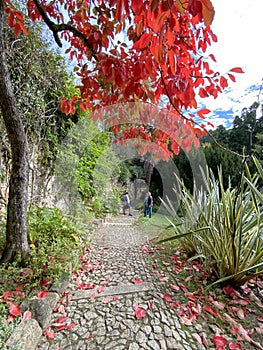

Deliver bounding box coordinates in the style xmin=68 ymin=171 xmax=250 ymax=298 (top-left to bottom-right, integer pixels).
xmin=6 ymin=0 xmax=243 ymax=158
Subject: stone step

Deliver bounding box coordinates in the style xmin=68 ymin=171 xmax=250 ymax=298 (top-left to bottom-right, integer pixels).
xmin=71 ymin=282 xmax=154 ymax=300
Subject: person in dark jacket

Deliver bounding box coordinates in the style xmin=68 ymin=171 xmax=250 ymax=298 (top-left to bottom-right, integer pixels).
xmin=144 ymin=192 xmax=153 ymax=218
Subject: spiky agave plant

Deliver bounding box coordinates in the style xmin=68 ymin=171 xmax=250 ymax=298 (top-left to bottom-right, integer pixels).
xmin=160 ymin=158 xmax=263 ymax=287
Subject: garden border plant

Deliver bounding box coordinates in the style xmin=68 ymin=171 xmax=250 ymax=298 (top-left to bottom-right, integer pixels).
xmin=0 ymin=206 xmax=88 ymax=328
xmin=159 ymin=156 xmax=263 ymax=287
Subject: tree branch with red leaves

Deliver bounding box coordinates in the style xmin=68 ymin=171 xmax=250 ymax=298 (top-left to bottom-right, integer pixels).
xmin=32 ymin=0 xmax=99 ymax=61
xmin=5 ymin=0 xmax=245 ymax=158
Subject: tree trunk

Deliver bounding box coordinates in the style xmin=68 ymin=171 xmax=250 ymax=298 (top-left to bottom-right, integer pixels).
xmin=0 ymin=1 xmax=30 ymax=262
xmin=144 ymin=158 xmax=153 ymax=188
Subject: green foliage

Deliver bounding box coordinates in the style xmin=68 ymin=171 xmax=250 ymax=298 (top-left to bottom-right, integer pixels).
xmin=77 ymin=131 xmax=111 ymax=202
xmin=56 ymin=117 xmax=122 ymax=217
xmin=203 ymin=142 xmax=242 ymax=188
xmin=0 ymin=316 xmax=23 ymax=350
xmin=173 ymin=102 xmax=263 ymax=191
xmin=253 ymin=132 xmax=263 ymax=165
xmin=117 ymin=161 xmax=131 ymax=184
xmin=27 ymin=206 xmax=86 ymax=280
xmin=0 ymin=206 xmax=88 ymax=337
xmin=2 ymin=20 xmax=77 ymax=169
xmin=0 ymin=206 xmax=87 ymax=315
xmin=160 ymin=158 xmax=263 ymax=287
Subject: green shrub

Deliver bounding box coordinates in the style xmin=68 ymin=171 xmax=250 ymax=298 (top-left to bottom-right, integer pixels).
xmin=27 ymin=206 xmax=87 ymax=281
xmin=160 ymin=157 xmax=263 ymax=287
xmin=0 ymin=206 xmax=88 ymax=307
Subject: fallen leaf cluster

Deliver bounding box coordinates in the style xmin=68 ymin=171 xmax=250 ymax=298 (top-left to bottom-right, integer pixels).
xmin=143 ymin=241 xmax=263 ymax=349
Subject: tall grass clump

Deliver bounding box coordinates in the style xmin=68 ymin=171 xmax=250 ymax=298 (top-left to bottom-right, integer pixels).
xmin=161 ymin=157 xmax=263 ymax=287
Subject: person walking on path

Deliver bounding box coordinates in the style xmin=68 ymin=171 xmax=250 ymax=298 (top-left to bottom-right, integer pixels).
xmin=123 ymin=190 xmax=132 ymax=216
xmin=144 ymin=191 xmax=153 ymax=218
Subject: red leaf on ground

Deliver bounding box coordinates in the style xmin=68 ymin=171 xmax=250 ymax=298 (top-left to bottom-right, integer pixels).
xmin=201 ymin=332 xmax=208 ymax=347
xmin=159 ymin=276 xmax=169 ymax=282
xmin=169 ymin=284 xmax=180 ymax=292
xmin=67 ymin=322 xmax=77 ymax=331
xmin=238 ymin=324 xmax=260 ymax=346
xmin=100 ymin=279 xmax=110 ymax=285
xmin=2 ymin=291 xmax=14 ymax=301
xmin=228 ymin=343 xmax=241 ymax=350
xmin=147 ymin=301 xmax=153 ymax=311
xmin=90 ymin=292 xmax=97 ymax=301
xmin=223 ymin=285 xmax=236 ymax=296
xmin=135 ymin=307 xmax=147 ymax=319
xmin=179 ymin=283 xmax=187 ymax=291
xmin=52 ymin=322 xmax=66 ymax=327
xmin=57 ymin=304 xmax=66 ymax=314
xmin=87 ymin=333 xmax=93 ymax=339
xmin=37 ymin=291 xmax=49 ymax=298
xmin=9 ymin=302 xmax=21 ymax=317
xmin=113 ymin=297 xmax=119 ymax=301
xmin=178 ymin=307 xmax=186 ymax=316
xmin=171 ymin=301 xmax=181 ymax=308
xmin=163 ymin=294 xmax=173 ymax=303
xmin=180 ymin=316 xmax=192 ymax=326
xmin=97 ymin=285 xmax=105 ymax=293
xmin=7 ymin=315 xmax=16 ymax=323
xmin=203 ymin=305 xmax=218 ymax=317
xmin=230 ymin=325 xmax=239 ymax=335
xmin=15 ymin=285 xmax=23 ymax=292
xmin=133 ymin=279 xmax=142 ymax=284
xmin=211 ymin=300 xmax=225 ymax=310
xmin=39 ymin=279 xmax=52 ymax=287
xmin=236 ymin=308 xmax=245 ymax=319
xmin=192 ymin=333 xmax=202 ymax=344
xmin=250 ymin=292 xmax=263 ymax=308
xmin=213 ymin=335 xmax=227 ymax=349
xmin=58 ymin=316 xmax=68 ymax=323
xmin=241 ymin=283 xmax=251 ymax=294
xmin=102 ymin=297 xmax=110 ymax=304
xmin=255 ymin=326 xmax=263 ymax=334
xmin=22 ymin=310 xmax=32 ymax=320
xmin=44 ymin=327 xmax=56 ymax=340
xmin=55 ymin=324 xmax=67 ymax=331
xmin=239 ymin=298 xmax=250 ymax=306
xmin=133 ymin=301 xmax=139 ymax=310
xmin=185 ymin=292 xmax=196 ymax=302
xmin=77 ymin=283 xmax=95 ymax=290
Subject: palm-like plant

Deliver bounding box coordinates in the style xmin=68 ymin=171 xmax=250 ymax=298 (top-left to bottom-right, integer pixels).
xmin=161 ymin=157 xmax=263 ymax=287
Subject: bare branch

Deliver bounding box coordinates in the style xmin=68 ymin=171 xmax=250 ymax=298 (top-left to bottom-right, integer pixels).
xmin=32 ymin=0 xmax=99 ymax=61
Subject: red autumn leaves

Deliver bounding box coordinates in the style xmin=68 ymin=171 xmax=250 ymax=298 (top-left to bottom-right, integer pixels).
xmin=5 ymin=0 xmax=245 ymax=160
xmin=148 ymin=245 xmax=263 ymax=349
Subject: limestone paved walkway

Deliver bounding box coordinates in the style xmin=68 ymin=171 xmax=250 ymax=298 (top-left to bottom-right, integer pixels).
xmin=36 ymin=213 xmax=205 ymax=350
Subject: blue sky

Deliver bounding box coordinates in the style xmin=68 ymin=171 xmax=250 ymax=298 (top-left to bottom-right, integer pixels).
xmin=201 ymin=0 xmax=263 ymax=129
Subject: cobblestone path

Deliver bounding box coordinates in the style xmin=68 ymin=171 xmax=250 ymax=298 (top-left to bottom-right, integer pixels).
xmin=37 ymin=213 xmax=205 ymax=350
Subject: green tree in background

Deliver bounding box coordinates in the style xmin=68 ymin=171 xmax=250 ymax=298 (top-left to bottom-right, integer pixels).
xmin=172 ymin=102 xmax=263 ymax=191
xmin=230 ymin=102 xmax=260 ymax=155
